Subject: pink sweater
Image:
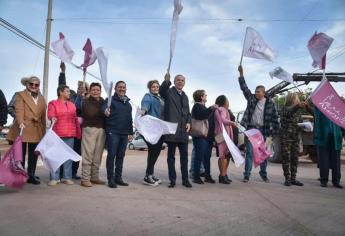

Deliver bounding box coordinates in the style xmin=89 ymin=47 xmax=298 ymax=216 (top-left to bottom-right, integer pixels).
xmin=214 ymin=107 xmax=234 ymax=140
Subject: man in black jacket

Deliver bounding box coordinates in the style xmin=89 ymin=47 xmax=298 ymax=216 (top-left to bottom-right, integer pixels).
xmin=0 ymin=89 xmax=7 ymax=134
xmin=160 ymin=73 xmax=192 ymax=188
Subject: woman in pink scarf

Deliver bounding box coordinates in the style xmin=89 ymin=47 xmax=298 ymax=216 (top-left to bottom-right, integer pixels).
xmin=214 ymin=95 xmax=237 ymax=184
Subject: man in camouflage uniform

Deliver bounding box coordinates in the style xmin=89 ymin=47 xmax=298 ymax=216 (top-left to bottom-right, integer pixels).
xmin=280 ymin=95 xmax=305 ymax=186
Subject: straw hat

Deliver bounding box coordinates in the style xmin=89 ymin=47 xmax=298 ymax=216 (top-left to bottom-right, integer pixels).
xmin=21 ymin=76 xmax=40 ymax=86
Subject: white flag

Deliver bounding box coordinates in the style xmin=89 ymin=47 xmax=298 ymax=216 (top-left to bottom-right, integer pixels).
xmin=35 ymin=128 xmax=81 ymax=173
xmin=95 ymin=47 xmax=110 ymax=95
xmin=269 ymin=67 xmax=293 ymax=83
xmin=221 ymin=124 xmax=245 ymax=168
xmin=51 ymin=32 xmax=75 ymax=63
xmin=167 ymin=0 xmax=183 ymax=73
xmin=242 ymin=27 xmax=276 ymax=62
xmin=134 ymin=108 xmax=177 ymax=144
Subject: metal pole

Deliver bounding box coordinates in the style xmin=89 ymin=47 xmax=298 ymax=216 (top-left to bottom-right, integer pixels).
xmin=42 ymin=0 xmax=53 ymax=101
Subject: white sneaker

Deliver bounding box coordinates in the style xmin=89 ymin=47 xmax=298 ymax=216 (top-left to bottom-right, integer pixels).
xmin=48 ymin=180 xmax=60 ymax=186
xmin=62 ymin=179 xmax=74 ymax=185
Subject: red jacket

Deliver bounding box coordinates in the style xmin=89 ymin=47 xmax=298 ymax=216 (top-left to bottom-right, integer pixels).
xmin=47 ymin=99 xmax=80 ymax=138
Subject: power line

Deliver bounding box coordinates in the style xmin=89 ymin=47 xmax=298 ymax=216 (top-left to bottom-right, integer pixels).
xmin=0 ymin=17 xmax=101 ymax=81
xmin=53 ymin=17 xmax=345 ymax=23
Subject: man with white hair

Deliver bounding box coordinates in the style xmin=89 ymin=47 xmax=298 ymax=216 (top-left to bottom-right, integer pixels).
xmin=160 ymin=73 xmax=192 ymax=188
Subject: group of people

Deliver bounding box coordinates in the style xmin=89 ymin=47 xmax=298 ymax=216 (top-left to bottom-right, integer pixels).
xmin=0 ymin=63 xmax=344 ymax=189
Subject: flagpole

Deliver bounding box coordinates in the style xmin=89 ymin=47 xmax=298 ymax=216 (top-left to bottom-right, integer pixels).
xmin=42 ymin=0 xmax=53 ymax=101
xmin=82 ymin=71 xmax=86 ymax=89
xmin=239 ymin=27 xmax=248 ymax=66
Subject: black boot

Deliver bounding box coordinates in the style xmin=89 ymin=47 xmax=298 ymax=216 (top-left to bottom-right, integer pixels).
xmin=219 ymin=176 xmax=230 ymax=184
xmin=182 ymin=180 xmax=192 ymax=188
xmin=108 ymin=179 xmax=117 ymax=188
xmin=27 ymin=176 xmax=40 ymax=185
xmin=291 ymin=179 xmax=304 ymax=186
xmin=284 ymin=179 xmax=291 ymax=186
xmin=193 ymin=176 xmax=204 ymax=184
xmin=115 ymin=178 xmax=129 ymax=186
xmin=204 ymin=175 xmax=216 ymax=184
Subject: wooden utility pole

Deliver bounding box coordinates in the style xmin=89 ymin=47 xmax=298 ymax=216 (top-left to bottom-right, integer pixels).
xmin=43 ymin=0 xmax=53 ymax=101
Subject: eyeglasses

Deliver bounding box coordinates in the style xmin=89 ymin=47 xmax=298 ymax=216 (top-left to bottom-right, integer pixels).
xmin=29 ymin=82 xmax=40 ymax=88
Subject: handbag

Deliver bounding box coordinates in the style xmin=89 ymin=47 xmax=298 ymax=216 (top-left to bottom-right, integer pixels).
xmin=214 ymin=133 xmax=224 ymax=144
xmin=190 ymin=118 xmax=209 ymax=137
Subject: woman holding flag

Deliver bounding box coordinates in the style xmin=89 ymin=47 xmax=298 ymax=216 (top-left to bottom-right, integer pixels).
xmin=140 ymin=80 xmax=165 ymax=187
xmin=7 ymin=76 xmax=46 ymax=185
xmin=214 ymin=95 xmax=237 ymax=184
xmin=47 ymin=85 xmax=80 ymax=186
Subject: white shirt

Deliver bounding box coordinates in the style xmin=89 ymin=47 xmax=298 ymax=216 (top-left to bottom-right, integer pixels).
xmin=250 ymin=98 xmax=266 ymax=127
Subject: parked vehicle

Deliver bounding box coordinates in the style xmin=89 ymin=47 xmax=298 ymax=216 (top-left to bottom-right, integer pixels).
xmin=128 ymin=135 xmax=167 ymax=150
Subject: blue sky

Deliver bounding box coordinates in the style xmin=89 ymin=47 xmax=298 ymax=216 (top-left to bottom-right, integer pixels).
xmin=1 ymin=0 xmax=345 ymax=124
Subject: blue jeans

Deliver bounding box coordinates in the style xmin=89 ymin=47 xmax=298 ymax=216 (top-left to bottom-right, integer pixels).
xmin=106 ymin=132 xmax=128 ymax=181
xmin=189 ymin=146 xmax=205 ymax=175
xmin=243 ymin=135 xmax=268 ymax=178
xmin=50 ymin=138 xmax=74 ymax=180
xmin=192 ymin=137 xmax=212 ymax=178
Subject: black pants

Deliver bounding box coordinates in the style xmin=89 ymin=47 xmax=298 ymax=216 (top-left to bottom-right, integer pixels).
xmin=22 ymin=142 xmax=38 ymax=179
xmin=72 ymin=138 xmax=81 ymax=176
xmin=167 ymin=142 xmax=189 ymax=183
xmin=144 ymin=138 xmax=163 ymax=176
xmin=317 ymin=134 xmax=341 ymax=185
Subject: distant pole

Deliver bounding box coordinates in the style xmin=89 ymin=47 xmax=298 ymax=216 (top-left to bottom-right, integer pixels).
xmin=43 ymin=0 xmax=53 ymax=101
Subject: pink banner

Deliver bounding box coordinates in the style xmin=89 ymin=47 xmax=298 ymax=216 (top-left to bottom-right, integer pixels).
xmin=307 ymin=32 xmax=333 ymax=69
xmin=0 ymin=136 xmax=28 ymax=189
xmin=310 ymin=77 xmax=345 ymax=129
xmin=244 ymin=129 xmax=272 ymax=167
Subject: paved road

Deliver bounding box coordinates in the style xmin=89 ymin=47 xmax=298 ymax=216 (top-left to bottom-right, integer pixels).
xmin=0 ymin=148 xmax=345 ymax=236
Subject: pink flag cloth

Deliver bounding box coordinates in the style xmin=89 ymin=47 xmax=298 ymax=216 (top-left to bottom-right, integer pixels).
xmin=51 ymin=32 xmax=75 ymax=63
xmin=0 ymin=136 xmax=28 ymax=189
xmin=81 ymin=38 xmax=97 ymax=73
xmin=307 ymin=32 xmax=333 ymax=69
xmin=244 ymin=129 xmax=272 ymax=167
xmin=310 ymin=77 xmax=345 ymax=129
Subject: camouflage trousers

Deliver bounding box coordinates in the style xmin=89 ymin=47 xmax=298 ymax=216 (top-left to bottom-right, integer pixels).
xmin=281 ymin=132 xmax=299 ymax=180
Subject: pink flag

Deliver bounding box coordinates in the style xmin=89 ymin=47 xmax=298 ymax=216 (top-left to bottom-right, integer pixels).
xmin=244 ymin=129 xmax=272 ymax=167
xmin=51 ymin=32 xmax=75 ymax=63
xmin=310 ymin=77 xmax=345 ymax=129
xmin=0 ymin=136 xmax=28 ymax=189
xmin=307 ymin=32 xmax=333 ymax=69
xmin=81 ymin=38 xmax=97 ymax=73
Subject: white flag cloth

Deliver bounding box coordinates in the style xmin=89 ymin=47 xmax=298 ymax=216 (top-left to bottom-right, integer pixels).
xmin=51 ymin=32 xmax=75 ymax=63
xmin=269 ymin=67 xmax=293 ymax=83
xmin=242 ymin=27 xmax=276 ymax=62
xmin=307 ymin=32 xmax=334 ymax=68
xmin=167 ymin=0 xmax=183 ymax=73
xmin=134 ymin=108 xmax=177 ymax=144
xmin=221 ymin=124 xmax=245 ymax=168
xmin=35 ymin=128 xmax=81 ymax=173
xmin=95 ymin=47 xmax=110 ymax=95
xmin=297 ymin=121 xmax=313 ymax=132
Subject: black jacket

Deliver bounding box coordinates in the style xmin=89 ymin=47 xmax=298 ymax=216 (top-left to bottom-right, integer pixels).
xmin=0 ymin=89 xmax=7 ymax=126
xmin=160 ymin=80 xmax=191 ymax=143
xmin=103 ymin=93 xmax=133 ymax=135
